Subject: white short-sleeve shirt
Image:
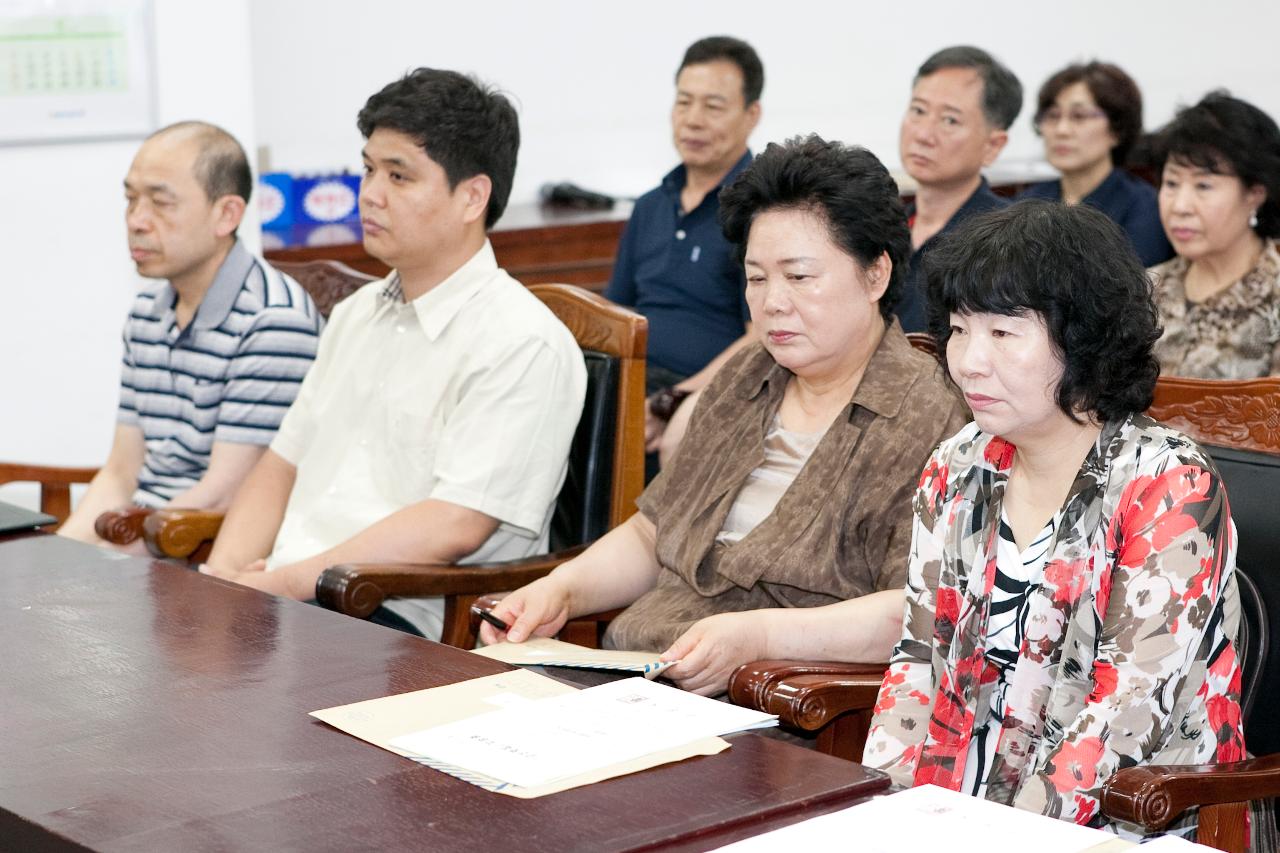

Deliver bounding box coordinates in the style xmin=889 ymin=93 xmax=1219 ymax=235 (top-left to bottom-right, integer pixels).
xmin=267 ymin=242 xmax=587 ymax=636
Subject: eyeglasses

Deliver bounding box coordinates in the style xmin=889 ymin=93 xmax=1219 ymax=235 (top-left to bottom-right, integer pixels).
xmin=1035 ymin=108 xmax=1107 ymax=130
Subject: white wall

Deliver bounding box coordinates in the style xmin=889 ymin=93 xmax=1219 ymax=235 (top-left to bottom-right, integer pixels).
xmin=0 ymin=1 xmax=258 ymax=506
xmin=250 ymin=0 xmax=1280 ymax=204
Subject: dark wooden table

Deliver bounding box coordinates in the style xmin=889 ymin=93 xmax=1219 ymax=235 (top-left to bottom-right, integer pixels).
xmin=0 ymin=533 xmax=887 ymax=852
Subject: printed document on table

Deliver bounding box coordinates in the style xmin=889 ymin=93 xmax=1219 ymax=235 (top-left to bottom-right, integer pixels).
xmin=310 ymin=668 xmax=730 ymax=798
xmin=713 ymin=784 xmax=1135 ymax=853
xmin=389 ymin=675 xmax=777 ymax=788
xmin=472 ymin=637 xmax=676 ymax=678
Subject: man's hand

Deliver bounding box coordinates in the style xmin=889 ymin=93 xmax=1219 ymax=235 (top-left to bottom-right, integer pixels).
xmin=199 ymin=558 xmax=294 ymax=597
xmin=660 ymin=610 xmax=771 ymax=696
xmin=644 ymin=397 xmax=667 ymax=453
xmin=480 ymin=574 xmax=574 ymax=645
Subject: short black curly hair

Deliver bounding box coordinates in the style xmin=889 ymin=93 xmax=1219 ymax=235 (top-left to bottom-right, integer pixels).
xmin=1146 ymin=91 xmax=1280 ymax=240
xmin=357 ymin=68 xmax=519 ymax=229
xmin=925 ymin=199 xmax=1161 ymax=423
xmin=718 ymin=134 xmax=910 ymax=320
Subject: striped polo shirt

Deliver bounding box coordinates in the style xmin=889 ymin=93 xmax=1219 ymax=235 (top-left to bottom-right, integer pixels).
xmin=118 ymin=240 xmax=322 ymax=506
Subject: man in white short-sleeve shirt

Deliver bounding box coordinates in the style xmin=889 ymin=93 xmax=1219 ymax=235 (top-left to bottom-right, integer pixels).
xmin=202 ymin=68 xmax=587 ymax=638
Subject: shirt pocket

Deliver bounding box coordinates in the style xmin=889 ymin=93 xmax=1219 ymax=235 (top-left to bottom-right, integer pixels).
xmin=375 ymin=397 xmax=442 ymax=504
xmin=191 ymin=377 xmax=225 ymax=411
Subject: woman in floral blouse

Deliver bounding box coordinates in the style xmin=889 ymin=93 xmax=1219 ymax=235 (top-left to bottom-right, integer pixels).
xmin=1149 ymin=91 xmax=1280 ymax=378
xmin=864 ymin=200 xmax=1244 ymax=836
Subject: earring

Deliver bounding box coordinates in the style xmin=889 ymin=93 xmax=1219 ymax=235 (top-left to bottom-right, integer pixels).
xmin=1250 ymin=210 xmax=1260 ymax=228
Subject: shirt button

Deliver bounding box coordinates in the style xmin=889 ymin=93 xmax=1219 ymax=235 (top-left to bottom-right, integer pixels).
xmin=675 ymin=229 xmax=686 ymax=240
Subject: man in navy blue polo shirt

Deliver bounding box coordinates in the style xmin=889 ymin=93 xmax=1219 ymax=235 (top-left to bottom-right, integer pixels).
xmin=896 ymin=46 xmax=1022 ymax=333
xmin=605 ymin=36 xmax=763 ymax=470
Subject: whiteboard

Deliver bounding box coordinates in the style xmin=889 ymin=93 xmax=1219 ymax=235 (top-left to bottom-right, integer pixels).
xmin=0 ymin=0 xmax=155 ymax=144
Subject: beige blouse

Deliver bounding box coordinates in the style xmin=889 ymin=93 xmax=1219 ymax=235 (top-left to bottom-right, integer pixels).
xmin=715 ymin=416 xmax=823 ymax=546
xmin=603 ymin=322 xmax=971 ymax=653
xmin=1151 ymin=238 xmax=1280 ymax=378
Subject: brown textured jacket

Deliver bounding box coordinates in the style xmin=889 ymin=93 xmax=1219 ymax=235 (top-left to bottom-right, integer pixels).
xmin=605 ymin=322 xmax=971 ymax=652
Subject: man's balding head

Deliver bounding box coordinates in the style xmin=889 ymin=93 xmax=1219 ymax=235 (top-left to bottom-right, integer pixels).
xmin=147 ymin=121 xmax=252 ymax=204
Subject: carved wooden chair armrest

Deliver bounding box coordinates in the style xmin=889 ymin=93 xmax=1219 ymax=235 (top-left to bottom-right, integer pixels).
xmin=141 ymin=508 xmax=225 ymax=561
xmin=728 ymin=660 xmax=889 ymax=761
xmin=94 ymin=506 xmax=155 ymax=545
xmin=1101 ymin=755 xmax=1280 ymax=850
xmin=316 ymin=544 xmax=588 ymax=648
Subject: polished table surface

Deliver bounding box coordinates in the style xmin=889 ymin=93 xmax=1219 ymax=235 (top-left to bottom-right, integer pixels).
xmin=0 ymin=533 xmax=887 ymax=852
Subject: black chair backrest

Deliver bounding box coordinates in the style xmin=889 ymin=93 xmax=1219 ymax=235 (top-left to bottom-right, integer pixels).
xmin=1235 ymin=567 xmax=1267 ymax=728
xmin=549 ymin=350 xmax=618 ymax=551
xmin=1206 ymin=443 xmax=1280 ymax=755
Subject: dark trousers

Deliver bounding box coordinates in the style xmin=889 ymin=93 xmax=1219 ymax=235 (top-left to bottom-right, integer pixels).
xmin=645 ymin=363 xmax=689 ymax=483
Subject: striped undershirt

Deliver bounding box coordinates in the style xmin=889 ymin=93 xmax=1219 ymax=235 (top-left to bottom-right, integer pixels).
xmin=117 ymin=240 xmax=322 ymax=506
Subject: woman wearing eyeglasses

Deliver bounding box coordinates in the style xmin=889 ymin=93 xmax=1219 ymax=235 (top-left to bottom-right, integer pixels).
xmin=1020 ymin=62 xmax=1173 ymax=266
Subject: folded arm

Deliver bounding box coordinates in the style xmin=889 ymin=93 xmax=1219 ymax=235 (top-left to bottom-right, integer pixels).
xmin=862 ymin=455 xmax=949 ymax=784
xmin=165 ymin=441 xmax=267 ymax=511
xmin=660 ymin=589 xmax=905 ymax=696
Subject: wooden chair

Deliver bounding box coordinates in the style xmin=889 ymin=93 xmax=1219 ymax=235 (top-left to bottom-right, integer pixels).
xmin=95 ymin=259 xmax=375 ymax=548
xmin=130 ymin=284 xmax=647 ymax=648
xmin=904 ymin=331 xmax=939 ymax=359
xmin=271 ymin=259 xmax=376 ymax=319
xmin=0 ymin=463 xmax=99 ymax=524
xmin=727 ymin=375 xmax=1280 ymax=851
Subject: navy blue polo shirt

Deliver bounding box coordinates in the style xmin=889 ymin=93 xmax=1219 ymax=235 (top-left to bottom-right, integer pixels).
xmin=895 ymin=178 xmax=1008 ymax=334
xmin=1019 ymin=168 xmax=1174 ymax=267
xmin=605 ymin=151 xmax=752 ymax=378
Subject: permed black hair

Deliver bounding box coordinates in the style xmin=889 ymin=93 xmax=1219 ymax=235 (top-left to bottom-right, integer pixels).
xmin=719 ymin=134 xmax=910 ymax=320
xmin=925 ymin=199 xmax=1161 ymax=422
xmin=1147 ymin=90 xmax=1280 ymax=239
xmin=357 ymin=68 xmax=519 ymax=229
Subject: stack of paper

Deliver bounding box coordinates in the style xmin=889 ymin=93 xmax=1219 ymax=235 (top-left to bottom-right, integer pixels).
xmin=311 ymin=669 xmax=777 ymax=798
xmin=471 ymin=637 xmax=676 ymax=678
xmin=391 ymin=676 xmax=775 ymax=788
xmin=711 ymin=784 xmax=1215 ymax=852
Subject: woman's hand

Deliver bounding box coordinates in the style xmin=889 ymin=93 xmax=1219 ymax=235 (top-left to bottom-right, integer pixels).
xmin=660 ymin=611 xmax=771 ymax=696
xmin=480 ymin=574 xmax=574 ymax=645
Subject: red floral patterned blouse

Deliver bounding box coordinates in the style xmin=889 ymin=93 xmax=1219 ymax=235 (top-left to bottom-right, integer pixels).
xmin=864 ymin=415 xmax=1244 ymax=832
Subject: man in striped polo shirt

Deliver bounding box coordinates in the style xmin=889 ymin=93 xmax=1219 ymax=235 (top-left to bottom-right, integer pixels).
xmin=59 ymin=122 xmax=322 ymax=547
xmin=200 ymin=69 xmax=587 ymax=640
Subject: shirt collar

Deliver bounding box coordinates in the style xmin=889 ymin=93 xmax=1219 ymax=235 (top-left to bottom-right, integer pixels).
xmin=380 ymin=241 xmax=500 ymax=341
xmin=847 ymin=321 xmax=920 ymax=419
xmin=907 ymin=176 xmax=996 ymax=219
xmin=660 ymin=149 xmax=754 ymax=208
xmin=954 ymin=177 xmax=998 ymax=218
xmin=150 ymin=239 xmax=252 ymax=329
xmin=738 ymin=319 xmax=921 ymax=420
